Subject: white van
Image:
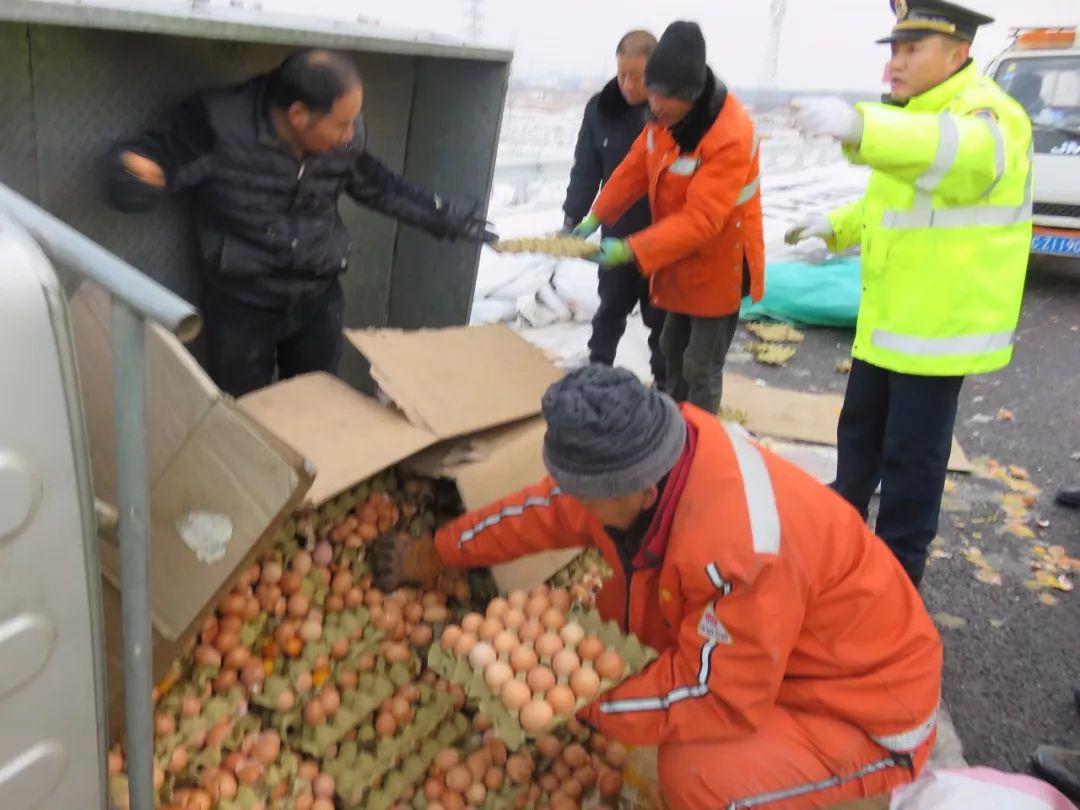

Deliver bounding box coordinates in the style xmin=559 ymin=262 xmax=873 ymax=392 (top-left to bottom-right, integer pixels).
xmin=988 ymin=26 xmax=1080 ymax=261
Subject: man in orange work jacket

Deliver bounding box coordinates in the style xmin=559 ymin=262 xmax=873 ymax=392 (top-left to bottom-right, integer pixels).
xmin=573 ymin=21 xmax=765 ymax=414
xmin=373 ymin=365 xmax=943 ymax=809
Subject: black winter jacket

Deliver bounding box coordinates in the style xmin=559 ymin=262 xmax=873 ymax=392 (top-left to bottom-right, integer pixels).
xmin=108 ymin=74 xmax=456 ymax=307
xmin=562 ymin=79 xmax=651 ymax=239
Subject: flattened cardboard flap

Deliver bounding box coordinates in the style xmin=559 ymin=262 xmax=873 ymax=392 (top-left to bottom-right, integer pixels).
xmin=346 ymin=324 xmax=561 ymax=440
xmin=240 ymin=373 xmax=438 ymax=507
xmin=71 ymin=281 xmax=311 ymax=642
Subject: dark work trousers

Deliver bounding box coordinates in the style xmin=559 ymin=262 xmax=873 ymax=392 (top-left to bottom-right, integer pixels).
xmin=588 ymin=264 xmax=667 ymax=386
xmin=832 ymin=358 xmax=965 ymax=588
xmin=202 ymin=279 xmax=345 ymax=398
xmin=660 ymin=311 xmax=740 ymax=414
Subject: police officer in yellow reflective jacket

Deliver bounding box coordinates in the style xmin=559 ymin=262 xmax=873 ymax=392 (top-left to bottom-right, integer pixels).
xmin=786 ymin=0 xmax=1033 ymax=587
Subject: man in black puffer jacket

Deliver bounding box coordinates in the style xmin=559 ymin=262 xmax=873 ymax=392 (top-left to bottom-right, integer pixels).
xmin=109 ymin=49 xmax=493 ymax=397
xmin=563 ymin=30 xmax=666 ymax=388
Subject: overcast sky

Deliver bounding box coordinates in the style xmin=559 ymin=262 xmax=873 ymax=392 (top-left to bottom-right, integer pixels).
xmin=256 ymin=0 xmax=1077 ymax=90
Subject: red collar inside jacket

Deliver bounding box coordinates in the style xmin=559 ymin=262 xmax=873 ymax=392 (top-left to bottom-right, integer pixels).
xmin=633 ymin=418 xmax=699 ymax=570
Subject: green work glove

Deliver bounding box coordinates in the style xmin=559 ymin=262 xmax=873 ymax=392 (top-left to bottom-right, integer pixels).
xmin=592 ymin=238 xmax=635 ymax=268
xmin=571 ymin=213 xmax=601 ymax=239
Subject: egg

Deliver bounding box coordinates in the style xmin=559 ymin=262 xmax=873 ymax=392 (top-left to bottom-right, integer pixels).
xmin=552 ymin=649 xmax=581 ymax=679
xmin=433 ymin=748 xmax=461 ymax=775
xmin=562 ymin=743 xmax=590 ymax=769
xmin=509 ymin=645 xmax=539 ymax=674
xmin=548 ymin=587 xmax=572 ymax=612
xmin=605 ymin=741 xmax=628 ymax=768
xmin=466 ymin=750 xmax=491 ymax=781
xmin=570 ymin=667 xmax=600 ymax=700
xmin=486 ymin=597 xmax=509 ymax=619
xmin=469 ymin=641 xmax=497 ymax=670
xmin=576 ymin=635 xmax=604 ymax=662
xmin=529 ymin=583 xmax=550 ymax=598
xmin=446 ymin=765 xmax=472 ymax=793
xmin=461 ymin=612 xmax=484 ymax=635
xmin=507 ymin=590 xmax=528 ymax=610
xmin=525 ymin=595 xmax=549 ymax=620
xmin=559 ymin=622 xmax=585 ymax=649
xmin=303 ymin=700 xmax=326 ymax=726
xmin=485 ymin=661 xmax=514 ymax=690
xmin=375 ymin=712 xmax=397 ymax=737
xmin=493 ymin=630 xmax=519 ymax=656
xmin=423 ymin=604 xmax=449 ymax=624
xmin=519 ymin=699 xmax=555 ymax=733
xmin=505 ymin=754 xmax=534 ymax=785
xmin=453 ymin=632 xmax=478 ymax=658
xmin=540 ymin=607 xmax=566 ymax=632
xmin=503 ymin=608 xmax=526 ymax=630
xmin=518 ymin=618 xmax=544 ymax=643
xmin=500 ymin=679 xmax=532 ymax=710
xmin=534 ymin=632 xmax=564 ymax=660
xmin=478 ymin=617 xmax=504 ymax=642
xmin=440 ymin=625 xmax=463 ymax=652
xmin=594 ymin=651 xmax=625 ymax=681
xmin=526 ymin=666 xmax=556 ymax=694
xmin=598 ymin=768 xmax=623 ymax=798
xmin=546 ymin=683 xmax=576 ymax=716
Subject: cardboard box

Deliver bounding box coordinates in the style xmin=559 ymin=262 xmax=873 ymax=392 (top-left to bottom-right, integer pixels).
xmin=240 ymin=324 xmax=583 ymax=591
xmin=69 ymin=283 xmax=314 ymax=737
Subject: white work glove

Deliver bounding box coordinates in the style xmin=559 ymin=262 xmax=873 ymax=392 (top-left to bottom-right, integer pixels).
xmin=784 ymin=215 xmax=834 ymax=246
xmin=791 ymin=97 xmax=864 ymax=145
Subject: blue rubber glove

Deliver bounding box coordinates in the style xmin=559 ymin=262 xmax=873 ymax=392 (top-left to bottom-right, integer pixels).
xmin=592 ymin=238 xmax=635 ymax=268
xmin=571 ymin=213 xmax=601 ymax=239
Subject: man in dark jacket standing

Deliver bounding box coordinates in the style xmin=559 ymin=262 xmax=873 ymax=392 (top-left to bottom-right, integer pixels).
xmin=109 ymin=49 xmax=492 ymax=397
xmin=563 ymin=31 xmax=666 ymax=388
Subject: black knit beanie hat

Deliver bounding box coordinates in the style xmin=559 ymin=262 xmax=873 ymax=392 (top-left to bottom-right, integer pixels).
xmin=645 ymin=21 xmax=708 ymax=102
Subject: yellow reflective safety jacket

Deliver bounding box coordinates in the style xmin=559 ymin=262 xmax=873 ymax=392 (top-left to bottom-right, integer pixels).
xmin=828 ymin=62 xmax=1033 ymax=376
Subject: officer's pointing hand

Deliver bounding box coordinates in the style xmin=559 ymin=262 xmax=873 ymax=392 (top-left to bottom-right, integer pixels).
xmin=791 ymin=97 xmax=864 ymax=146
xmin=784 ymin=215 xmax=835 ymax=246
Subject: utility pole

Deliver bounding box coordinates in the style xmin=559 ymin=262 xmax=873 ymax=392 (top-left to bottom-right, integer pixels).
xmin=759 ymin=0 xmax=788 ymax=90
xmin=464 ymin=0 xmax=483 ymax=43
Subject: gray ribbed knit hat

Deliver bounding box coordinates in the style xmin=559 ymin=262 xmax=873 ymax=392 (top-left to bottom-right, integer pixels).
xmin=541 ymin=365 xmax=687 ymax=500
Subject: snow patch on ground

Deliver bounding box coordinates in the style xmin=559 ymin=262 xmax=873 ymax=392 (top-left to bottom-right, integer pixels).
xmin=478 ymin=97 xmax=870 ymax=372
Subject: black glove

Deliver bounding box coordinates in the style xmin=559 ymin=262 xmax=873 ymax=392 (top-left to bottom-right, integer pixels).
xmin=433 ymin=196 xmax=499 ymax=245
xmin=371 ymin=531 xmax=444 ymax=592
xmin=558 ymin=215 xmax=576 ymax=236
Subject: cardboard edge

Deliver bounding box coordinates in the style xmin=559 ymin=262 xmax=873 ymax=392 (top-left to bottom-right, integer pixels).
xmin=344 ymin=325 xmax=558 ymax=441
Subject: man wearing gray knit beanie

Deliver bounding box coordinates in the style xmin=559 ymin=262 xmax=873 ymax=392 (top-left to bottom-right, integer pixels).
xmin=375 ymin=364 xmax=943 ymax=808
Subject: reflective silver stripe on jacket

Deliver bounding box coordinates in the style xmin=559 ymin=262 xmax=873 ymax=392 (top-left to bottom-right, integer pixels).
xmin=722 ymin=424 xmax=781 ymax=555
xmin=870 ymin=709 xmax=939 ymax=752
xmin=735 ymin=128 xmax=763 ymax=205
xmin=871 ymin=329 xmax=1014 ymax=357
xmin=456 ymin=487 xmax=562 ymax=548
xmin=726 ymin=755 xmax=905 ymax=809
xmin=599 ymin=640 xmax=716 ymax=715
xmin=669 ymin=156 xmax=700 ymax=176
xmin=881 ymin=136 xmax=1033 ymax=230
xmin=646 ymin=128 xmax=654 ymax=151
xmin=914 ymin=113 xmax=960 ymax=193
xmin=705 ymin=562 xmax=732 ymax=596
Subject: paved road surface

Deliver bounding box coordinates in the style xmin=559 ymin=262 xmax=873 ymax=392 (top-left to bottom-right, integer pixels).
xmin=735 ymin=254 xmax=1080 ymax=772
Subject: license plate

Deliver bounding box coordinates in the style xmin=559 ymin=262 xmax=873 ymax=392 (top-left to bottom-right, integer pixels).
xmin=1032 ymin=233 xmax=1080 ymax=257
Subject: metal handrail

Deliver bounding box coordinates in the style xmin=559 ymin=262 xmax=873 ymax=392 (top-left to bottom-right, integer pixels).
xmin=0 ymin=183 xmax=201 ymax=342
xmin=0 ymin=181 xmax=201 ymax=810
